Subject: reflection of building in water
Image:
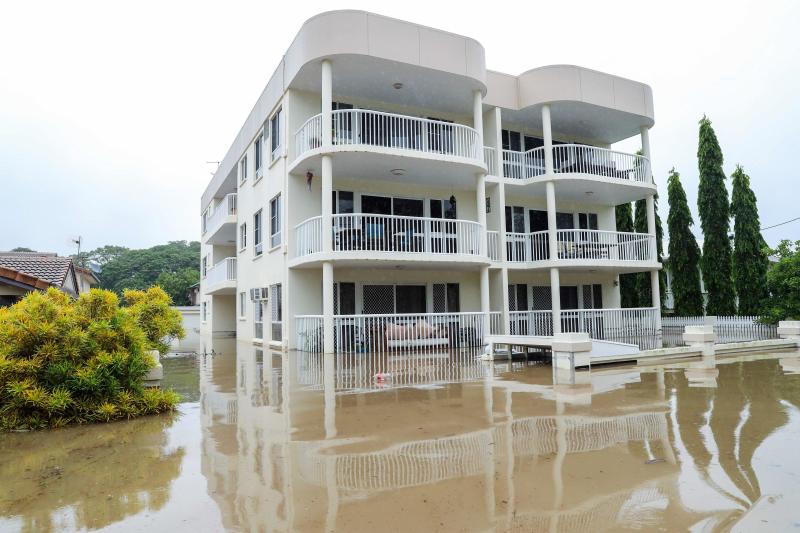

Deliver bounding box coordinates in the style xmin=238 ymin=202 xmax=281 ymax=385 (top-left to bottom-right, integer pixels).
xmin=197 ymin=341 xmax=798 ymax=531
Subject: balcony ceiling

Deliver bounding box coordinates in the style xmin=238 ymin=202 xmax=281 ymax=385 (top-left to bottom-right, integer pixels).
xmin=499 ymin=175 xmax=655 ymax=205
xmin=291 ymin=55 xmax=481 ymax=116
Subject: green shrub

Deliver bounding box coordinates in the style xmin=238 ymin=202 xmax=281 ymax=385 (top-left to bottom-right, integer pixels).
xmin=123 ymin=286 xmax=184 ymax=354
xmin=0 ymin=288 xmax=180 ymax=431
xmin=762 ymin=240 xmax=800 ymax=324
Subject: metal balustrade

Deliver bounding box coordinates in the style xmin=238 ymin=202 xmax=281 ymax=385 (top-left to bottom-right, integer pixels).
xmin=204 ymin=193 xmax=237 ymax=236
xmin=509 ymin=310 xmax=554 ymax=336
xmin=504 ymin=230 xmax=655 ymax=263
xmin=498 ymin=144 xmax=651 ymax=183
xmin=295 ymin=109 xmax=482 ymax=162
xmin=483 ymin=146 xmax=497 ymax=175
xmin=487 ymin=231 xmax=500 ymax=261
xmin=205 ymin=257 xmax=237 ymax=287
xmin=555 ymin=229 xmax=655 ymax=262
xmin=553 ymin=144 xmax=650 ymax=183
xmin=559 ymin=308 xmax=659 ymax=348
xmin=294 ymin=214 xmax=485 ymax=259
xmin=294 ymin=216 xmax=323 ymax=257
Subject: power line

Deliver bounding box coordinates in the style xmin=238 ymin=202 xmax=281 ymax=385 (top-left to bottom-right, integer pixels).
xmin=761 ymin=216 xmax=800 ymax=231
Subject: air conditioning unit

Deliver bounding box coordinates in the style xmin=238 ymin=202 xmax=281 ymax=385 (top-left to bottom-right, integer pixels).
xmin=250 ymin=287 xmax=269 ymax=301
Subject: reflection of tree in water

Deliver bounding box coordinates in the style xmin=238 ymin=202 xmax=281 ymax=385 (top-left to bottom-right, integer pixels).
xmin=667 ymin=358 xmax=791 ymax=525
xmin=0 ymin=413 xmax=184 ymax=533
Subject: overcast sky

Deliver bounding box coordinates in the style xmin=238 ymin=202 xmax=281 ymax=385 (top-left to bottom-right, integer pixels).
xmin=2 ymin=0 xmax=798 ymax=255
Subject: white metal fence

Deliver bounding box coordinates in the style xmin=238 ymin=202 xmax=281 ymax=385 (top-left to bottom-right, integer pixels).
xmin=662 ymin=315 xmax=778 ymax=345
xmin=487 ymin=231 xmax=500 ymax=261
xmin=506 ymin=231 xmax=549 ymax=262
xmin=205 ymin=193 xmax=237 ymax=235
xmin=502 ymin=147 xmax=546 ymax=179
xmin=509 ymin=310 xmax=554 ymax=336
xmin=553 ymin=144 xmax=651 ymax=183
xmin=205 ymin=257 xmax=237 ymax=287
xmin=294 ymin=216 xmax=323 ymax=257
xmin=489 ymin=311 xmax=502 ymax=335
xmin=295 ymin=109 xmax=482 ymax=161
xmin=555 ymin=229 xmax=654 ymax=262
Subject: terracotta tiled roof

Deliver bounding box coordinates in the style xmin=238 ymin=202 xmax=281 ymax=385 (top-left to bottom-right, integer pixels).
xmin=0 ymin=252 xmax=74 ymax=287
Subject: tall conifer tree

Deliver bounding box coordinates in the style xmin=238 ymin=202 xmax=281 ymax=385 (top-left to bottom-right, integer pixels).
xmin=730 ymin=165 xmax=769 ymax=315
xmin=616 ymin=203 xmax=638 ymax=307
xmin=666 ymin=169 xmax=704 ymax=315
xmin=633 ymin=196 xmax=665 ymax=308
xmin=697 ymin=116 xmax=736 ymax=315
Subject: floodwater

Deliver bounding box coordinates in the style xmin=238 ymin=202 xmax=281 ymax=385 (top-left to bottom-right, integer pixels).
xmin=3 ymin=342 xmax=800 ymax=532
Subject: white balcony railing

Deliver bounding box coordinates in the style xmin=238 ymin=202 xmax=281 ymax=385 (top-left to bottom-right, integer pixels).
xmin=483 ymin=146 xmax=497 ymax=176
xmin=205 ymin=193 xmax=237 ymax=236
xmin=509 ymin=308 xmax=659 ymax=349
xmin=295 ymin=109 xmax=482 ymax=162
xmin=295 ymin=216 xmax=323 ymax=257
xmin=498 ymin=144 xmax=651 ymax=183
xmin=487 ymin=231 xmax=500 ymax=261
xmin=294 ymin=214 xmax=485 ymax=259
xmin=555 ymin=230 xmax=655 ymax=262
xmin=553 ymin=144 xmax=650 ymax=183
xmin=504 ymin=230 xmax=655 ymax=263
xmin=205 ymin=257 xmax=237 ymax=287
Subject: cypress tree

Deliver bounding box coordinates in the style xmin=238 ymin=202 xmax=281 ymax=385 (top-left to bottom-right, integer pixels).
xmin=730 ymin=165 xmax=769 ymax=315
xmin=666 ymin=169 xmax=704 ymax=315
xmin=616 ymin=202 xmax=638 ymax=307
xmin=633 ymin=195 xmax=666 ymax=308
xmin=697 ymin=116 xmax=736 ymax=315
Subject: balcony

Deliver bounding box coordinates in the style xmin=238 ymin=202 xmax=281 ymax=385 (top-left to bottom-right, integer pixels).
xmin=204 ymin=257 xmax=237 ymax=294
xmin=291 ymin=109 xmax=484 ymax=185
xmin=292 ymin=213 xmax=488 ymax=267
xmin=498 ymin=229 xmax=657 ymax=271
xmin=487 ymin=144 xmax=654 ymax=204
xmin=203 ymin=193 xmax=237 ymax=245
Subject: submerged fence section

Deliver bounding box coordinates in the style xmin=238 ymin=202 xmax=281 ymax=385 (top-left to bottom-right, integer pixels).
xmin=662 ymin=315 xmax=778 ymax=346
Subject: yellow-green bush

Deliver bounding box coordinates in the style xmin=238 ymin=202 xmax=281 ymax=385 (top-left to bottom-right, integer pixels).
xmin=0 ymin=288 xmax=181 ymax=431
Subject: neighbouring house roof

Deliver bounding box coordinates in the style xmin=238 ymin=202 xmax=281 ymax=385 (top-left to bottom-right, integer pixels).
xmin=75 ymin=265 xmax=101 ymax=285
xmin=0 ymin=252 xmax=79 ymax=295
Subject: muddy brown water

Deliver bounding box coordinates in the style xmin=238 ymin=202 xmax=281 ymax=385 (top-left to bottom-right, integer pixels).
xmin=2 ymin=340 xmax=800 ymax=532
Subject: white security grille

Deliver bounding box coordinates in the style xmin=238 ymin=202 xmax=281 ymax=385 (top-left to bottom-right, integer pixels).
xmin=270 ymin=284 xmax=282 ymax=342
xmin=432 ymin=284 xmax=446 ymax=313
xmin=363 ymin=285 xmax=394 ymax=314
xmin=531 ymin=286 xmax=551 ymax=311
xmin=582 ymin=285 xmax=594 ymax=309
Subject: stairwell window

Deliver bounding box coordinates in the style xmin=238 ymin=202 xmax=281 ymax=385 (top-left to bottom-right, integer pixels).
xmin=254 ymin=300 xmax=263 ymax=339
xmin=239 ymin=155 xmax=248 ymax=184
xmin=239 ymin=223 xmax=247 ymax=252
xmin=239 ymin=292 xmax=247 ymax=319
xmin=270 ymin=194 xmax=281 ymax=248
xmin=202 ymin=256 xmax=207 ymax=278
xmin=201 ymin=301 xmax=208 ymax=323
xmin=270 ymin=107 xmax=283 ymax=161
xmin=254 ymin=134 xmax=263 ymax=178
xmin=254 ymin=210 xmax=263 ymax=256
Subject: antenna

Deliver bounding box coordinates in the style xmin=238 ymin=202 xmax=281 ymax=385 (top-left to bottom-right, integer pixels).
xmin=71 ymin=236 xmax=82 ymax=256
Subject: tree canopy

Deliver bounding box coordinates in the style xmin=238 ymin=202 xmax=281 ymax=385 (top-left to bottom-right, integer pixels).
xmin=615 ymin=203 xmax=638 ymax=307
xmin=697 ymin=116 xmax=736 ymax=315
xmin=763 ymin=240 xmax=800 ymax=324
xmin=731 ymin=165 xmax=769 ymax=315
xmin=75 ymin=241 xmax=200 ymax=305
xmin=633 ymin=193 xmax=665 ymax=308
xmin=666 ymin=169 xmax=705 ymax=315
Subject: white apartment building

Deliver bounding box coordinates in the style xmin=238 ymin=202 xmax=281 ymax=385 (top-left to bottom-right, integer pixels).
xmin=199 ymin=10 xmax=661 ymax=354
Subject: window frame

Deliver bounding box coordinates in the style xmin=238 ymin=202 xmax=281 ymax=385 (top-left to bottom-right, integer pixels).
xmin=254 ymin=209 xmax=263 ymax=256
xmin=270 ymin=107 xmax=283 ymax=161
xmin=239 ymin=222 xmax=247 ymax=252
xmin=239 ymin=155 xmax=248 ymax=184
xmin=269 ymin=194 xmax=281 ymax=249
xmin=239 ymin=292 xmax=247 ymax=319
xmin=254 ymin=133 xmax=263 ymax=176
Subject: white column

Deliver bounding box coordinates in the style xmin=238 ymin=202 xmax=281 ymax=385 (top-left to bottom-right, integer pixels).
xmin=480 ymin=266 xmax=490 ymax=333
xmin=542 ymin=104 xmax=554 ymax=175
xmin=546 ymin=181 xmax=558 ymax=261
xmin=646 ymin=194 xmax=660 ymax=314
xmin=323 ymin=261 xmax=334 ymax=354
xmin=550 ymin=267 xmax=561 ymax=335
xmin=473 ymin=90 xmax=484 ymax=148
xmin=321 ymin=59 xmax=332 ymax=148
xmin=494 ymin=107 xmax=507 ymax=261
xmin=322 ymin=155 xmax=333 ymax=254
xmin=640 ymin=126 xmax=652 ymax=181
xmin=476 ymin=173 xmax=487 ymax=255
xmin=501 ymin=268 xmax=510 ymax=334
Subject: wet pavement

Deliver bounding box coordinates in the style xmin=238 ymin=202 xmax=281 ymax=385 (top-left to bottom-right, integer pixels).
xmin=2 ymin=340 xmax=800 ymax=532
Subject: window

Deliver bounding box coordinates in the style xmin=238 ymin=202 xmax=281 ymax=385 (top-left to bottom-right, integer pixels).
xmin=270 ymin=194 xmax=281 ymax=248
xmin=239 ymin=223 xmax=247 ymax=251
xmin=334 ymin=282 xmax=356 ymax=315
xmin=202 ymin=256 xmax=208 ymax=278
xmin=201 ymin=209 xmax=209 ymax=233
xmin=331 ymin=190 xmax=354 ymax=214
xmin=239 ymin=292 xmax=247 ymax=318
xmin=254 ymin=134 xmax=263 ymax=175
xmin=254 ymin=300 xmax=263 ymax=339
xmin=239 ymin=155 xmax=248 ymax=184
xmin=363 ymin=284 xmax=426 ymax=314
xmin=270 ymin=107 xmax=283 ymax=160
xmin=577 ymin=212 xmax=599 ymax=230
xmin=270 ymin=284 xmax=282 ymax=341
xmin=202 ymin=301 xmax=208 ymax=322
xmin=254 ymin=210 xmax=263 ymax=256
xmin=433 ymin=283 xmax=460 ymax=313
xmin=581 ymin=284 xmax=603 ymax=309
